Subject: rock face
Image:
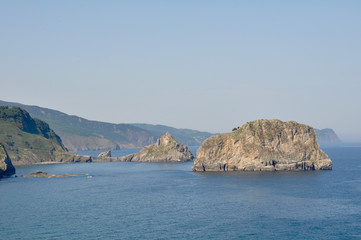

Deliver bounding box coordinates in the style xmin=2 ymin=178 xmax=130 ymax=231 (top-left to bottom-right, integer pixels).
xmin=119 ymin=133 xmax=194 ymax=162
xmin=0 ymin=143 xmax=15 ymax=177
xmin=193 ymin=119 xmax=332 ymax=172
xmin=98 ymin=150 xmax=111 ymax=158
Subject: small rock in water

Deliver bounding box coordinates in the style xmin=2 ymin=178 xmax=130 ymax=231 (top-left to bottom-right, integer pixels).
xmin=23 ymin=171 xmax=88 ymax=178
xmin=23 ymin=171 xmax=64 ymax=178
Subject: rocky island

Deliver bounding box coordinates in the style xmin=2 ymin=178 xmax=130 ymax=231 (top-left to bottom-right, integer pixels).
xmin=0 ymin=143 xmax=15 ymax=177
xmin=193 ymin=119 xmax=332 ymax=171
xmin=118 ymin=133 xmax=194 ymax=162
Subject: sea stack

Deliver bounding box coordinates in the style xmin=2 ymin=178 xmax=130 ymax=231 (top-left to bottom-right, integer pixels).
xmin=0 ymin=143 xmax=15 ymax=177
xmin=193 ymin=119 xmax=332 ymax=171
xmin=119 ymin=133 xmax=194 ymax=162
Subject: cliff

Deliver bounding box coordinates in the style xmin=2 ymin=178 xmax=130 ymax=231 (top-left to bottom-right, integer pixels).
xmin=193 ymin=119 xmax=332 ymax=171
xmin=118 ymin=133 xmax=194 ymax=162
xmin=0 ymin=106 xmax=91 ymax=165
xmin=0 ymin=143 xmax=15 ymax=177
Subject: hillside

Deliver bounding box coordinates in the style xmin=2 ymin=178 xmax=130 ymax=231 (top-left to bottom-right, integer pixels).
xmin=0 ymin=100 xmax=214 ymax=151
xmin=315 ymin=128 xmax=342 ymax=144
xmin=0 ymin=106 xmax=90 ymax=165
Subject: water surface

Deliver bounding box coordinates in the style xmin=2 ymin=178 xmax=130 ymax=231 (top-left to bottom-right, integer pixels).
xmin=1 ymin=146 xmax=361 ymax=239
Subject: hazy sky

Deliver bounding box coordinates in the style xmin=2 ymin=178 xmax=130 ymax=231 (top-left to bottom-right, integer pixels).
xmin=1 ymin=1 xmax=360 ymax=141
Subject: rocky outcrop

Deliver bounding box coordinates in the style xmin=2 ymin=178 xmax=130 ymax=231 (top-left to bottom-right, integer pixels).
xmin=0 ymin=143 xmax=15 ymax=177
xmin=193 ymin=119 xmax=332 ymax=172
xmin=98 ymin=150 xmax=111 ymax=158
xmin=23 ymin=170 xmax=88 ymax=178
xmin=65 ymin=155 xmax=92 ymax=163
xmin=118 ymin=133 xmax=194 ymax=162
xmin=23 ymin=171 xmax=65 ymax=178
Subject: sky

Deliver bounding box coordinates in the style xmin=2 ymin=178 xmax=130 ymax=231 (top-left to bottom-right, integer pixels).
xmin=1 ymin=1 xmax=361 ymax=141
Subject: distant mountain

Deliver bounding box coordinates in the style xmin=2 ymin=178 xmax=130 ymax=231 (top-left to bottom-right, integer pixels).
xmin=0 ymin=100 xmax=214 ymax=151
xmin=0 ymin=106 xmax=90 ymax=165
xmin=315 ymin=128 xmax=342 ymax=144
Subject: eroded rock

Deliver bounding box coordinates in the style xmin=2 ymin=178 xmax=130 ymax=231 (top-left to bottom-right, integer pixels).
xmin=119 ymin=133 xmax=194 ymax=162
xmin=193 ymin=119 xmax=332 ymax=172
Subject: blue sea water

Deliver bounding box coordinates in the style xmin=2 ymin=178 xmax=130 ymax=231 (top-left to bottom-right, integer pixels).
xmin=1 ymin=146 xmax=361 ymax=239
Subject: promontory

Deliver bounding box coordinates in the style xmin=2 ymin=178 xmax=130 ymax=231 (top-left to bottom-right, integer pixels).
xmin=0 ymin=106 xmax=91 ymax=165
xmin=193 ymin=119 xmax=332 ymax=171
xmin=118 ymin=133 xmax=194 ymax=162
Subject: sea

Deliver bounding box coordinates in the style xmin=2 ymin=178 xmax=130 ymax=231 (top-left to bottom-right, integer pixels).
xmin=1 ymin=145 xmax=361 ymax=240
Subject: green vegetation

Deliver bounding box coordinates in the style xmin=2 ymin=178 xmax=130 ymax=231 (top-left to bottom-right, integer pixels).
xmin=0 ymin=100 xmax=214 ymax=151
xmin=0 ymin=106 xmax=77 ymax=165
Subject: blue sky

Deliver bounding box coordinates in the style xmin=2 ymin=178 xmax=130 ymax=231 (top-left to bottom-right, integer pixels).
xmin=1 ymin=1 xmax=361 ymax=141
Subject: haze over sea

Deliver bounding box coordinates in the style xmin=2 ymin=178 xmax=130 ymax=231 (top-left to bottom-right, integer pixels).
xmin=1 ymin=146 xmax=361 ymax=239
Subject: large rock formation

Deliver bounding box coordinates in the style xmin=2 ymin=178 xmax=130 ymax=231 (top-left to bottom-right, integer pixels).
xmin=0 ymin=143 xmax=15 ymax=177
xmin=193 ymin=119 xmax=332 ymax=172
xmin=119 ymin=133 xmax=194 ymax=162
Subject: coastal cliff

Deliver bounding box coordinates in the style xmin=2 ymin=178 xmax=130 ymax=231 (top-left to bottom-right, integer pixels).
xmin=193 ymin=119 xmax=332 ymax=171
xmin=0 ymin=143 xmax=15 ymax=177
xmin=0 ymin=106 xmax=91 ymax=165
xmin=118 ymin=133 xmax=194 ymax=162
